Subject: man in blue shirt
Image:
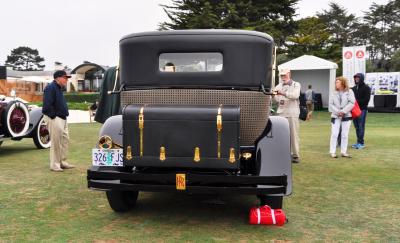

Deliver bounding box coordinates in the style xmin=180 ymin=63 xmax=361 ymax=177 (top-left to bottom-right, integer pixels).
xmin=43 ymin=70 xmax=75 ymax=172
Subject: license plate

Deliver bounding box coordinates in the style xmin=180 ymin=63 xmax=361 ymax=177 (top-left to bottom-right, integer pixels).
xmin=92 ymin=149 xmax=123 ymax=166
xmin=176 ymin=174 xmax=186 ymax=190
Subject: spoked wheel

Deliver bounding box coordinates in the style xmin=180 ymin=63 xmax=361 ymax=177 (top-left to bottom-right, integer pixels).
xmin=106 ymin=190 xmax=139 ymax=212
xmin=258 ymin=195 xmax=283 ymax=209
xmin=33 ymin=116 xmax=51 ymax=149
xmin=3 ymin=101 xmax=30 ymax=137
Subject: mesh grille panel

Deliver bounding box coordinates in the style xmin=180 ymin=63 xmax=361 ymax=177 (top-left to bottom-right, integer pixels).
xmin=121 ymin=89 xmax=270 ymax=146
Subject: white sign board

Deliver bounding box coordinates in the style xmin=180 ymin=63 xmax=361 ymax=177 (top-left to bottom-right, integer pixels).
xmin=365 ymin=72 xmax=399 ymax=108
xmin=343 ymin=46 xmax=366 ymax=86
xmin=365 ymin=72 xmax=399 ymax=95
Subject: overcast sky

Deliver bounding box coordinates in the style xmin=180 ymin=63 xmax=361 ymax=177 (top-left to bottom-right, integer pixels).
xmin=1 ymin=0 xmax=390 ymax=70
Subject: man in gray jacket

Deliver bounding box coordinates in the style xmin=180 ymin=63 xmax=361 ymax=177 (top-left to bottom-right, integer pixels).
xmin=273 ymin=69 xmax=301 ymax=163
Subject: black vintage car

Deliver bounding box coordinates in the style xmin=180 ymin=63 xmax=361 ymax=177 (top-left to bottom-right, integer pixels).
xmin=87 ymin=30 xmax=292 ymax=212
xmin=0 ymin=95 xmax=50 ymax=149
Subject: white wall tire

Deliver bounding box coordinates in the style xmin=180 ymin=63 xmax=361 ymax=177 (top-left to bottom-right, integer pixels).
xmin=5 ymin=102 xmax=30 ymax=137
xmin=33 ymin=116 xmax=51 ymax=149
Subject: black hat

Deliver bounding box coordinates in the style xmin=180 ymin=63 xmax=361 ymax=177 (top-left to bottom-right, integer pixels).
xmin=53 ymin=70 xmax=71 ymax=79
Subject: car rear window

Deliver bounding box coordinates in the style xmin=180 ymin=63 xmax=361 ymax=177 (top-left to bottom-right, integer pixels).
xmin=159 ymin=53 xmax=223 ymax=72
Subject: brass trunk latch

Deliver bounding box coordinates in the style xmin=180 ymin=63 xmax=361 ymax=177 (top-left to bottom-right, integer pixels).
xmin=242 ymin=152 xmax=252 ymax=160
xmin=160 ymin=146 xmax=166 ymax=161
xmin=229 ymin=148 xmax=236 ymax=163
xmin=194 ymin=147 xmax=200 ymax=162
xmin=139 ymin=106 xmax=144 ymax=157
xmin=217 ymin=105 xmax=222 ymax=159
xmin=126 ymin=145 xmax=132 ymax=160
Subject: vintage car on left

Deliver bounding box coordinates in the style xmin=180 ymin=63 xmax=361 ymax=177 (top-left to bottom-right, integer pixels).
xmin=0 ymin=94 xmax=50 ymax=149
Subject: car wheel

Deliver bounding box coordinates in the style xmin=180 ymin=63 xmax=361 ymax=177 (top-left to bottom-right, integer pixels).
xmin=2 ymin=101 xmax=30 ymax=137
xmin=258 ymin=195 xmax=283 ymax=209
xmin=106 ymin=190 xmax=139 ymax=212
xmin=33 ymin=116 xmax=51 ymax=149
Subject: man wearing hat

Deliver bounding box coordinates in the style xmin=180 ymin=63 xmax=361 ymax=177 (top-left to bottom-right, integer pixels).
xmin=273 ymin=69 xmax=301 ymax=163
xmin=351 ymin=73 xmax=371 ymax=149
xmin=42 ymin=70 xmax=75 ymax=172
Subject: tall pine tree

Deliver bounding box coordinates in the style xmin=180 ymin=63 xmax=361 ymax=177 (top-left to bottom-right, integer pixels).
xmin=286 ymin=17 xmax=331 ymax=59
xmin=360 ymin=0 xmax=400 ymax=71
xmin=159 ymin=0 xmax=298 ymax=48
xmin=5 ymin=46 xmax=45 ymax=71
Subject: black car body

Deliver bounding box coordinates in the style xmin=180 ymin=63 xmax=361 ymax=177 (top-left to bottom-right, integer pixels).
xmin=87 ymin=30 xmax=292 ymax=212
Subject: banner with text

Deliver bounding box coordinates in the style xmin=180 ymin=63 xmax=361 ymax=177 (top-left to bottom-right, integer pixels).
xmin=343 ymin=46 xmax=366 ymax=87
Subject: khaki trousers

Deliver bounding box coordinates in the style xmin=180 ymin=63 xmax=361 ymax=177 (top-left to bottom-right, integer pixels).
xmin=306 ymin=101 xmax=314 ymax=119
xmin=45 ymin=116 xmax=70 ymax=170
xmin=286 ymin=117 xmax=300 ymax=158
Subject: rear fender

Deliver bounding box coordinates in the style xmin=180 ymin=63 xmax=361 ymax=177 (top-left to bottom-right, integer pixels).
xmin=98 ymin=115 xmax=123 ymax=148
xmin=256 ymin=116 xmax=292 ymax=195
xmin=25 ymin=107 xmax=43 ymax=137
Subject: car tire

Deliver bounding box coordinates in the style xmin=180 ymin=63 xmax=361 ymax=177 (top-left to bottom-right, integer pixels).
xmin=106 ymin=190 xmax=139 ymax=212
xmin=33 ymin=116 xmax=51 ymax=149
xmin=258 ymin=195 xmax=283 ymax=209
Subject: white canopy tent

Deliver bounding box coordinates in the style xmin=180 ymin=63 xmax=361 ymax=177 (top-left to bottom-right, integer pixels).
xmin=21 ymin=76 xmax=53 ymax=83
xmin=278 ymin=55 xmax=338 ymax=108
xmin=20 ymin=76 xmax=53 ymax=93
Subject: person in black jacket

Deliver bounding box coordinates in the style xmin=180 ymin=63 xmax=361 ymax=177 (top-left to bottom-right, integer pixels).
xmin=42 ymin=70 xmax=75 ymax=172
xmin=351 ymin=73 xmax=371 ymax=149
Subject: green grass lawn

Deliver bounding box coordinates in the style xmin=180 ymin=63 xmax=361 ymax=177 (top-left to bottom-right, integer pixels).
xmin=0 ymin=111 xmax=399 ymax=242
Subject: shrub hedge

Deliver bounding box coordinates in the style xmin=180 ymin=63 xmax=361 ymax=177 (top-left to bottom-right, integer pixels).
xmin=64 ymin=93 xmax=99 ymax=103
xmin=29 ymin=102 xmax=91 ymax=111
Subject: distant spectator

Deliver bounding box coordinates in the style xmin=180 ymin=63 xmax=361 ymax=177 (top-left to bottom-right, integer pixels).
xmin=329 ymin=76 xmax=355 ymax=158
xmin=164 ymin=62 xmax=176 ymax=72
xmin=351 ymin=73 xmax=371 ymax=149
xmin=305 ymin=84 xmax=314 ymax=121
xmin=90 ymin=100 xmax=99 ymax=113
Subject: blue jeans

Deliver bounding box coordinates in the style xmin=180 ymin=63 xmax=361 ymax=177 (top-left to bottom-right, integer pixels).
xmin=353 ymin=109 xmax=368 ymax=145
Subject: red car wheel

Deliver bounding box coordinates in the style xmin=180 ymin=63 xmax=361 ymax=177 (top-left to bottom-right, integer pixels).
xmin=33 ymin=116 xmax=51 ymax=149
xmin=5 ymin=102 xmax=30 ymax=137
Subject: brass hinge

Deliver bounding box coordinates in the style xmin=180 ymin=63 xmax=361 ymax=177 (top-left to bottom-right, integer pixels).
xmin=160 ymin=146 xmax=166 ymax=161
xmin=229 ymin=148 xmax=236 ymax=163
xmin=217 ymin=105 xmax=222 ymax=158
xmin=126 ymin=145 xmax=132 ymax=160
xmin=139 ymin=106 xmax=144 ymax=157
xmin=194 ymin=147 xmax=200 ymax=162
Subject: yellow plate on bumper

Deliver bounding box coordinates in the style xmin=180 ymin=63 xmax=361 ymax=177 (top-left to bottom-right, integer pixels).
xmin=176 ymin=174 xmax=186 ymax=190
